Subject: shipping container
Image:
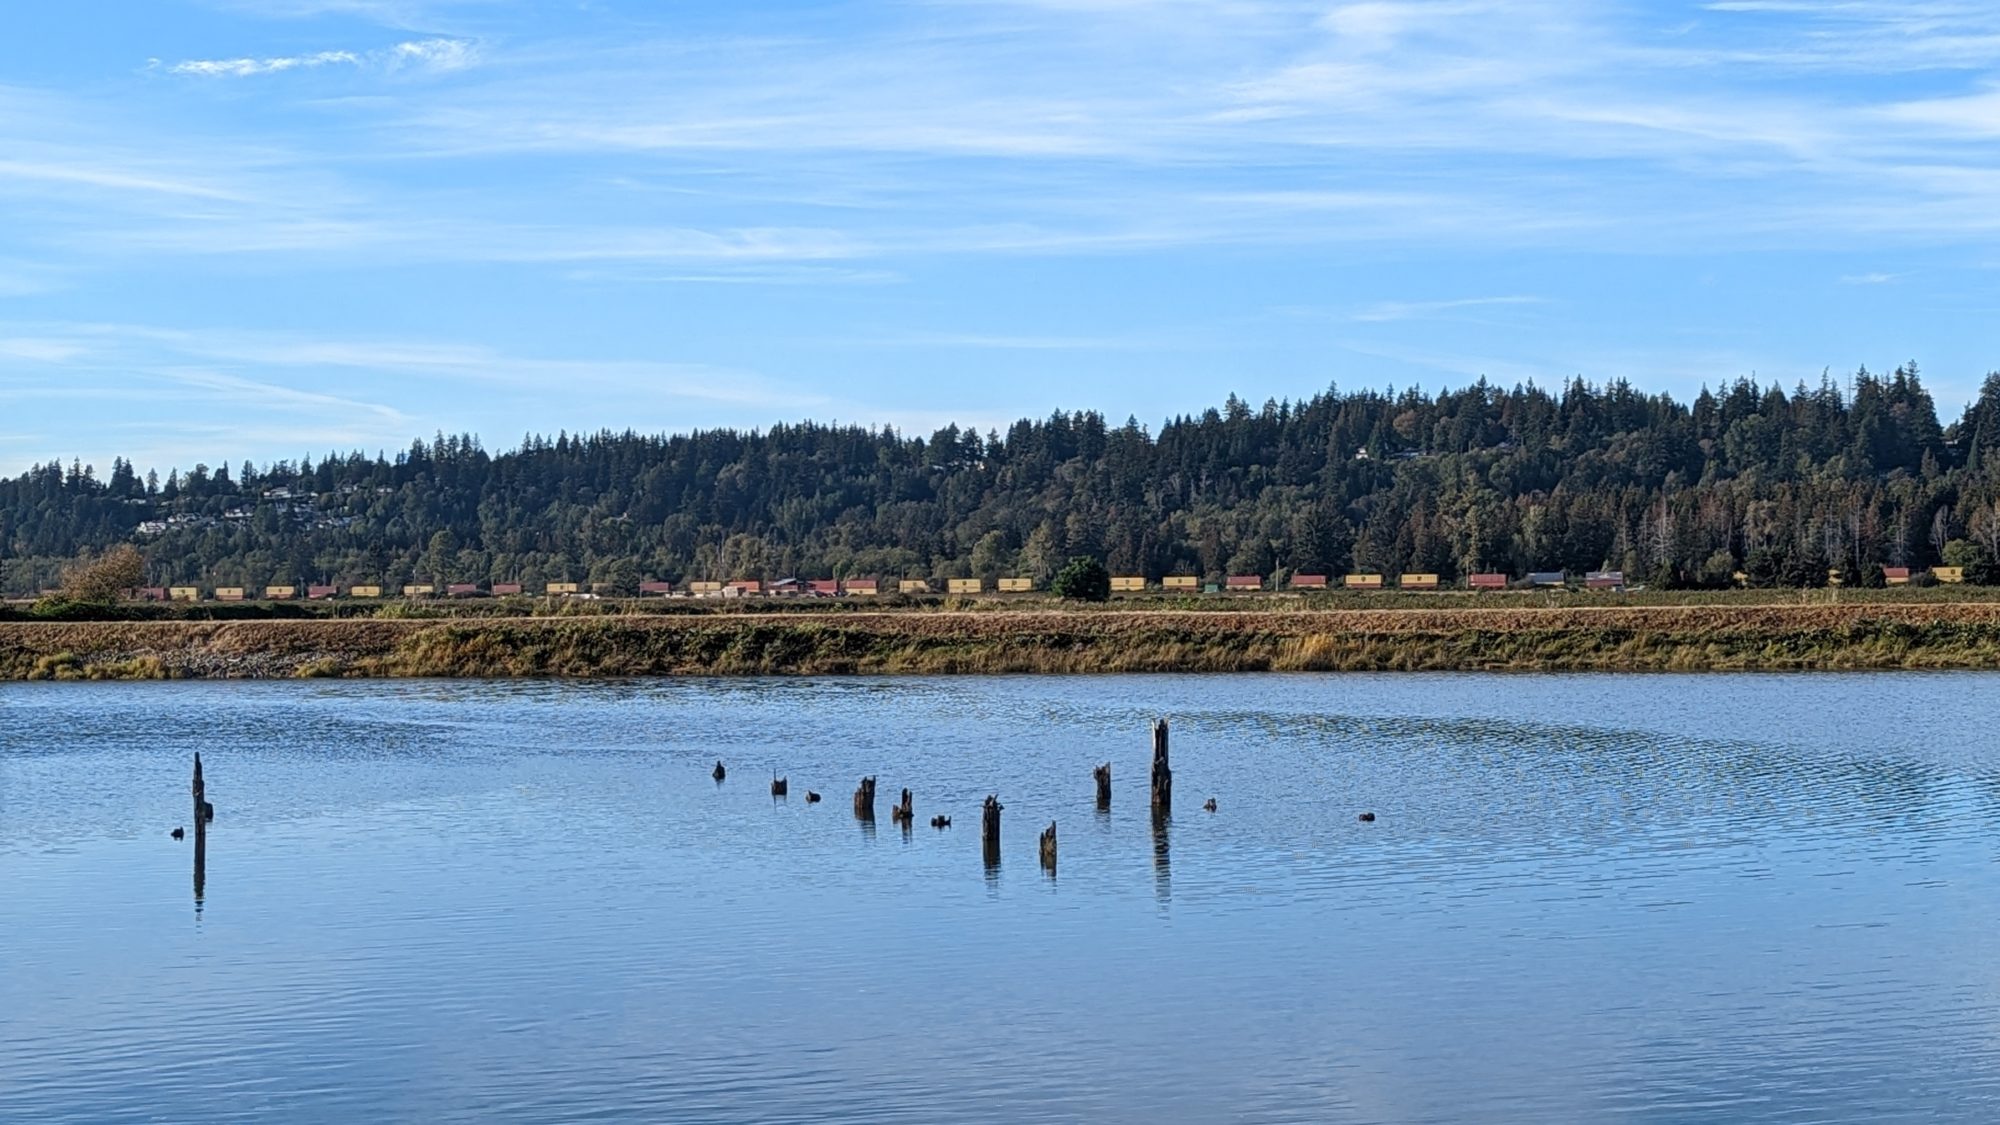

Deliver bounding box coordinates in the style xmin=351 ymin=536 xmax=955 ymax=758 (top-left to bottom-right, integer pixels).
xmin=546 ymin=582 xmax=581 ymax=595
xmin=948 ymin=578 xmax=983 ymax=595
xmin=264 ymin=585 xmax=297 ymax=600
xmin=215 ymin=587 xmax=246 ymax=602
xmin=842 ymin=579 xmax=880 ymax=595
xmin=490 ymin=583 xmax=523 ymax=596
xmin=997 ymin=577 xmax=1033 ymax=593
xmin=898 ymin=579 xmax=931 ymax=594
xmin=1225 ymin=575 xmax=1262 ymax=591
xmin=689 ymin=581 xmax=723 ymax=595
xmin=1584 ymin=570 xmax=1625 ymax=590
xmin=638 ymin=581 xmax=674 ymax=595
xmin=1399 ymin=573 xmax=1439 ymax=590
xmin=1935 ymin=566 xmax=1965 ymax=584
xmin=1162 ymin=576 xmax=1200 ymax=592
xmin=349 ymin=585 xmax=382 ymax=598
xmin=169 ymin=586 xmax=201 ymax=602
xmin=809 ymin=580 xmax=840 ymax=596
xmin=1883 ymin=567 xmax=1913 ymax=585
xmin=447 ymin=583 xmax=480 ymax=597
xmin=1110 ymin=576 xmax=1147 ymax=592
xmin=1344 ymin=574 xmax=1384 ymax=589
xmin=308 ymin=585 xmax=338 ymax=599
xmin=1527 ymin=571 xmax=1566 ymax=587
xmin=403 ymin=584 xmax=435 ymax=597
xmin=1468 ymin=573 xmax=1508 ymax=590
xmin=1289 ymin=574 xmax=1328 ymax=589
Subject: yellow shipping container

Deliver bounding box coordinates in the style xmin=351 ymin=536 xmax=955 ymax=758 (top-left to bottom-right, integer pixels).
xmin=215 ymin=587 xmax=246 ymax=601
xmin=169 ymin=586 xmax=201 ymax=602
xmin=546 ymin=582 xmax=581 ymax=595
xmin=403 ymin=584 xmax=435 ymax=597
xmin=1110 ymin=576 xmax=1147 ymax=592
xmin=1162 ymin=576 xmax=1199 ymax=591
xmin=1400 ymin=573 xmax=1439 ymax=590
xmin=1935 ymin=566 xmax=1965 ymax=584
xmin=350 ymin=585 xmax=382 ymax=598
xmin=265 ymin=585 xmax=296 ymax=599
xmin=689 ymin=581 xmax=723 ymax=594
xmin=947 ymin=578 xmax=983 ymax=595
xmin=998 ymin=577 xmax=1033 ymax=593
xmin=1345 ymin=574 xmax=1384 ymax=589
xmin=899 ymin=579 xmax=931 ymax=594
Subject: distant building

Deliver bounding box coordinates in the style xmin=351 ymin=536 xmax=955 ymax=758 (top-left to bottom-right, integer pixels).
xmin=1883 ymin=567 xmax=1912 ymax=586
xmin=808 ymin=579 xmax=840 ymax=596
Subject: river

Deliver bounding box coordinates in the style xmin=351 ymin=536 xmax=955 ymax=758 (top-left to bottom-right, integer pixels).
xmin=3 ymin=674 xmax=1997 ymax=1123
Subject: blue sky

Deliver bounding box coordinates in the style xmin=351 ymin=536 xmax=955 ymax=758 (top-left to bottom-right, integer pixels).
xmin=4 ymin=0 xmax=2000 ymax=474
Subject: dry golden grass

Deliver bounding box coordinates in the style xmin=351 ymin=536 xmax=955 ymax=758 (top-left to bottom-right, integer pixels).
xmin=3 ymin=603 xmax=1999 ymax=679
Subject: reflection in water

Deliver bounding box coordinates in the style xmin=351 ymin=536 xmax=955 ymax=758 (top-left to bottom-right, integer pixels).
xmin=1150 ymin=811 xmax=1170 ymax=905
xmin=6 ymin=673 xmax=2000 ymax=1124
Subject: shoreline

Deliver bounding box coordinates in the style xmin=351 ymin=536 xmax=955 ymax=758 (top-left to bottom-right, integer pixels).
xmin=5 ymin=604 xmax=2000 ymax=679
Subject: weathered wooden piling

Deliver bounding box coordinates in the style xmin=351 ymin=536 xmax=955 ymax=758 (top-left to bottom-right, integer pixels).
xmin=191 ymin=753 xmax=206 ymax=901
xmin=981 ymin=795 xmax=1002 ymax=866
xmin=771 ymin=774 xmax=788 ymax=797
xmin=1039 ymin=820 xmax=1058 ymax=872
xmin=853 ymin=776 xmax=877 ymax=820
xmin=1150 ymin=719 xmax=1171 ymax=814
xmin=1093 ymin=763 xmax=1112 ymax=809
xmin=890 ymin=787 xmax=913 ymax=825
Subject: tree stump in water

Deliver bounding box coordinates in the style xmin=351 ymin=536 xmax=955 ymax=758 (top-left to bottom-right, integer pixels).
xmin=1093 ymin=763 xmax=1112 ymax=809
xmin=1150 ymin=719 xmax=1171 ymax=814
xmin=1039 ymin=820 xmax=1058 ymax=872
xmin=981 ymin=795 xmax=1002 ymax=866
xmin=853 ymin=776 xmax=877 ymax=820
xmin=890 ymin=787 xmax=913 ymax=825
xmin=191 ymin=753 xmax=207 ymax=902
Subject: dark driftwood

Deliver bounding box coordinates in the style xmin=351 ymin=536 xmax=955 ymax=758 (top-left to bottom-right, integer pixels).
xmin=1150 ymin=719 xmax=1171 ymax=814
xmin=981 ymin=795 xmax=1002 ymax=866
xmin=853 ymin=776 xmax=877 ymax=820
xmin=1039 ymin=820 xmax=1058 ymax=872
xmin=771 ymin=774 xmax=788 ymax=797
xmin=1093 ymin=763 xmax=1111 ymax=808
xmin=890 ymin=787 xmax=913 ymax=825
xmin=191 ymin=753 xmax=207 ymax=901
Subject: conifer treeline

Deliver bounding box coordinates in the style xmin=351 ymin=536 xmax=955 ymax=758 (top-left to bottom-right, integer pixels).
xmin=6 ymin=366 xmax=2000 ymax=593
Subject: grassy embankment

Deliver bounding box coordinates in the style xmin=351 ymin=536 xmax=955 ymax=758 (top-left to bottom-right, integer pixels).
xmin=4 ymin=600 xmax=2000 ymax=679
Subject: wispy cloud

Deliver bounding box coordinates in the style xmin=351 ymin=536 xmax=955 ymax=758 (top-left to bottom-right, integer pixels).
xmin=159 ymin=37 xmax=475 ymax=78
xmin=1348 ymin=296 xmax=1549 ymax=323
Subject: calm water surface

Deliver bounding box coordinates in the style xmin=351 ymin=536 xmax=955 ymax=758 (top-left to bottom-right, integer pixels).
xmin=3 ymin=674 xmax=1999 ymax=1123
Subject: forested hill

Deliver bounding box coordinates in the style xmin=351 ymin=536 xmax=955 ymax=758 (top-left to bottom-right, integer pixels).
xmin=7 ymin=367 xmax=2000 ymax=594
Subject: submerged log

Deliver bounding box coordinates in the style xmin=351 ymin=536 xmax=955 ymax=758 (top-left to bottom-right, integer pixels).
xmin=890 ymin=787 xmax=913 ymax=825
xmin=1150 ymin=719 xmax=1171 ymax=814
xmin=1093 ymin=763 xmax=1112 ymax=808
xmin=853 ymin=776 xmax=877 ymax=820
xmin=771 ymin=774 xmax=788 ymax=797
xmin=981 ymin=795 xmax=1002 ymax=866
xmin=1039 ymin=820 xmax=1057 ymax=872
